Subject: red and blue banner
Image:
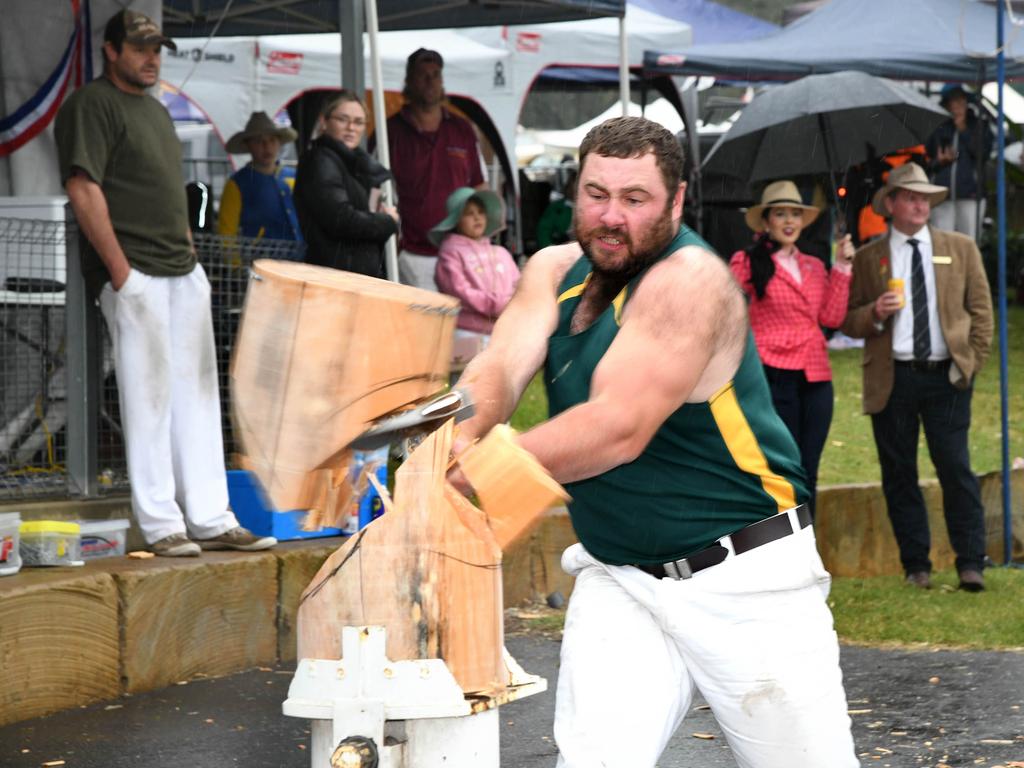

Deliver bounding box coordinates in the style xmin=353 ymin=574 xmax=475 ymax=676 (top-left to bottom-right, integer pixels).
xmin=0 ymin=0 xmax=92 ymax=157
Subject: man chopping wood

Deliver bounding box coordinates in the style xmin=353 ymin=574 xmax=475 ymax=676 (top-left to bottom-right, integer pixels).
xmin=449 ymin=116 xmax=858 ymax=767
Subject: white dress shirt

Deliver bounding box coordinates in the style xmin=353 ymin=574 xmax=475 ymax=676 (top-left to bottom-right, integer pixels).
xmin=888 ymin=226 xmax=950 ymax=361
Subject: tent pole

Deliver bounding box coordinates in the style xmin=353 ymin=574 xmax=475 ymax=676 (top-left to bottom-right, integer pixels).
xmin=680 ymin=83 xmax=704 ymax=236
xmin=365 ymin=0 xmax=399 ymax=283
xmin=995 ymin=0 xmax=1014 ymax=566
xmin=340 ymin=0 xmax=365 ymax=101
xmin=619 ymin=15 xmax=630 ymax=116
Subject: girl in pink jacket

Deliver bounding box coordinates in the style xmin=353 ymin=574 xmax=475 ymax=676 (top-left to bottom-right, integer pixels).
xmin=431 ymin=187 xmax=520 ymax=359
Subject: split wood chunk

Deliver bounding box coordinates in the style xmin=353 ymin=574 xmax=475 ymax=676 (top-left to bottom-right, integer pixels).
xmin=457 ymin=424 xmax=571 ymax=550
xmin=297 ymin=420 xmax=505 ymax=695
xmin=231 ymin=259 xmax=458 ymax=512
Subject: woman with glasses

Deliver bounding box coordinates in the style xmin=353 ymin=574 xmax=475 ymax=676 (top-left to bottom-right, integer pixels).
xmin=294 ymin=90 xmax=400 ymax=277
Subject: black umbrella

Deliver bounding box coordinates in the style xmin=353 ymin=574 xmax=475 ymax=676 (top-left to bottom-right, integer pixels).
xmin=702 ymin=70 xmax=948 ymax=184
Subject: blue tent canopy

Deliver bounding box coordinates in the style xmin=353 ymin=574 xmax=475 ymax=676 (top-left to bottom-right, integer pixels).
xmin=630 ymin=0 xmax=777 ymax=44
xmin=643 ymin=0 xmax=1024 ymax=82
xmin=537 ymin=0 xmax=778 ymax=85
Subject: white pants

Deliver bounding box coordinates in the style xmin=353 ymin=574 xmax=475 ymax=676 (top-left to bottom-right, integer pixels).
xmin=554 ymin=522 xmax=858 ymax=768
xmin=398 ymin=250 xmax=439 ymax=292
xmin=99 ymin=265 xmax=236 ymax=544
xmin=931 ymin=198 xmax=985 ymax=241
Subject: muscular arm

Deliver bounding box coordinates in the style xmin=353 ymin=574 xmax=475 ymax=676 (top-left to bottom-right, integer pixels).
xmin=518 ymin=246 xmax=745 ymax=484
xmin=453 ymin=245 xmax=574 ymax=448
xmin=65 ymin=171 xmax=131 ymax=290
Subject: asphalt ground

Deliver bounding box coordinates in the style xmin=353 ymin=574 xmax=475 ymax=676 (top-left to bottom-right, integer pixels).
xmin=2 ymin=629 xmax=1023 ymax=768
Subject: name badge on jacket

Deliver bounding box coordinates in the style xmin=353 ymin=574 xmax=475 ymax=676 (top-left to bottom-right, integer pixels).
xmin=933 ymin=255 xmax=953 ymax=265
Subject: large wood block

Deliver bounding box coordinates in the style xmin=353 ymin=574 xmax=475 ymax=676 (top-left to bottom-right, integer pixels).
xmin=297 ymin=421 xmax=506 ymax=695
xmin=0 ymin=570 xmax=119 ymax=726
xmin=276 ymin=540 xmax=339 ymax=662
xmin=298 ymin=420 xmax=568 ymax=697
xmin=231 ymin=260 xmax=458 ymax=512
xmin=117 ymin=554 xmax=278 ymax=692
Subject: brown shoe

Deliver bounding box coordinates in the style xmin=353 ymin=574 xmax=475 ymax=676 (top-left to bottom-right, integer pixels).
xmin=197 ymin=526 xmax=276 ymax=551
xmin=905 ymin=571 xmax=931 ymax=589
xmin=958 ymin=569 xmax=985 ymax=592
xmin=149 ymin=533 xmax=201 ymax=557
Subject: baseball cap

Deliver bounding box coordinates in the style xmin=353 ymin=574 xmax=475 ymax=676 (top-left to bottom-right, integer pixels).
xmin=405 ymin=48 xmax=444 ymax=79
xmin=105 ymin=9 xmax=177 ymax=52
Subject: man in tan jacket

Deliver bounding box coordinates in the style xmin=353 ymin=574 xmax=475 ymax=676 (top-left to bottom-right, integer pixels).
xmin=842 ymin=163 xmax=993 ymax=591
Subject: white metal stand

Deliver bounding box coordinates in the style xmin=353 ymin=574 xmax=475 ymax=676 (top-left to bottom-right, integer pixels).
xmin=284 ymin=625 xmax=546 ymax=767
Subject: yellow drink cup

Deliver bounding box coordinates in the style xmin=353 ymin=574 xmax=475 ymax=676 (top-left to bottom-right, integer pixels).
xmin=888 ymin=277 xmax=905 ymax=308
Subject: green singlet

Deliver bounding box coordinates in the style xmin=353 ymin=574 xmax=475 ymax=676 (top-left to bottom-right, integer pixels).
xmin=544 ymin=225 xmax=808 ymax=566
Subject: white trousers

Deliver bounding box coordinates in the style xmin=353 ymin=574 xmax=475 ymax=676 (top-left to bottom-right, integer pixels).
xmin=398 ymin=249 xmax=439 ymax=292
xmin=99 ymin=265 xmax=236 ymax=544
xmin=931 ymin=198 xmax=985 ymax=241
xmin=554 ymin=522 xmax=858 ymax=768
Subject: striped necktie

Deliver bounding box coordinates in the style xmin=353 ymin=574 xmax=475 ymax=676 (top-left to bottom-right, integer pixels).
xmin=907 ymin=238 xmax=931 ymax=361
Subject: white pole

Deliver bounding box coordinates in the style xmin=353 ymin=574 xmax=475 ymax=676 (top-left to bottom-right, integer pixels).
xmin=365 ymin=0 xmax=399 ymax=283
xmin=618 ymin=15 xmax=630 ymax=116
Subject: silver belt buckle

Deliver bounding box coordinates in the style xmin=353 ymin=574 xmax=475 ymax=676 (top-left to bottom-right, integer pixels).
xmin=664 ymin=558 xmax=693 ymax=580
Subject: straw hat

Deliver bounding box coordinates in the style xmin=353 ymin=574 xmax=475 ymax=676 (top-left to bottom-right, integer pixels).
xmin=870 ymin=163 xmax=947 ymax=216
xmin=744 ymin=180 xmax=820 ymax=232
xmin=225 ymin=112 xmax=298 ymax=154
xmin=428 ymin=187 xmax=505 ymax=247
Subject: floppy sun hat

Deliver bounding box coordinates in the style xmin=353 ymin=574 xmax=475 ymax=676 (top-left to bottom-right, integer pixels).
xmin=744 ymin=180 xmax=820 ymax=232
xmin=870 ymin=162 xmax=948 ymax=216
xmin=428 ymin=187 xmax=505 ymax=247
xmin=225 ymin=112 xmax=299 ymax=154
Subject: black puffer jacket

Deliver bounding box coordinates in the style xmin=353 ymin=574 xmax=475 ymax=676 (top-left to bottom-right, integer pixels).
xmin=294 ymin=135 xmax=397 ymax=277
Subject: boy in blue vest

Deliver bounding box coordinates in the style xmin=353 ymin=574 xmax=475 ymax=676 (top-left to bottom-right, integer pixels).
xmin=219 ymin=111 xmax=302 ymax=242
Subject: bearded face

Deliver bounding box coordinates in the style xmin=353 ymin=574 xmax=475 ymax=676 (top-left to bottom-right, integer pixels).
xmin=573 ymin=152 xmax=682 ymax=280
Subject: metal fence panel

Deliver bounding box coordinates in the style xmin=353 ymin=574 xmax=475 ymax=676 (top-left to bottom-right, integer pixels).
xmin=0 ymin=218 xmax=71 ymax=497
xmin=0 ymin=216 xmax=304 ymax=501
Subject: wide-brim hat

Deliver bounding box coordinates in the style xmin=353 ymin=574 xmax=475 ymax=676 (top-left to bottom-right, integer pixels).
xmin=225 ymin=112 xmax=298 ymax=154
xmin=871 ymin=162 xmax=948 ymax=216
xmin=744 ymin=180 xmax=820 ymax=232
xmin=428 ymin=187 xmax=505 ymax=247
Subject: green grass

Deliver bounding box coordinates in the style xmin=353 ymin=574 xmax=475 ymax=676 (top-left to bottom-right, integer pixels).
xmin=828 ymin=567 xmax=1024 ymax=649
xmin=520 ymin=566 xmax=1024 ymax=649
xmin=511 ymin=304 xmax=1024 ymax=486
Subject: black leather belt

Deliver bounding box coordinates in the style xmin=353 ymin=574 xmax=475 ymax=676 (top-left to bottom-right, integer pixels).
xmin=894 ymin=359 xmax=950 ymax=373
xmin=635 ymin=504 xmax=812 ymax=580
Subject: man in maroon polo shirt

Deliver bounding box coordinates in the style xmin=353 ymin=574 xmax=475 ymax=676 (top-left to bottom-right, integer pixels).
xmin=387 ymin=48 xmax=486 ymax=290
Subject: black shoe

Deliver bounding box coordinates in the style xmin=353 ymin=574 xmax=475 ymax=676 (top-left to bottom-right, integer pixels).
xmin=958 ymin=569 xmax=985 ymax=592
xmin=905 ymin=571 xmax=931 ymax=589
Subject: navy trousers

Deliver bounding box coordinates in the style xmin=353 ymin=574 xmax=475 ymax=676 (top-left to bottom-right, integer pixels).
xmin=763 ymin=366 xmax=833 ymax=518
xmin=870 ymin=362 xmax=986 ymax=575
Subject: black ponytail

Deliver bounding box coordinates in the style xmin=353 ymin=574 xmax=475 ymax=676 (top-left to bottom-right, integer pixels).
xmin=744 ymin=229 xmax=779 ymax=300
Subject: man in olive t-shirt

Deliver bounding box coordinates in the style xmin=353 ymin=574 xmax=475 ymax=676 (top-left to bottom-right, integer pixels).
xmin=54 ymin=10 xmax=274 ymax=557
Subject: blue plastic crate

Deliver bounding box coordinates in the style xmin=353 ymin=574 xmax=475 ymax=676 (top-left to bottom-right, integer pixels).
xmin=227 ymin=470 xmax=340 ymax=540
xmin=227 ymin=452 xmax=387 ymax=541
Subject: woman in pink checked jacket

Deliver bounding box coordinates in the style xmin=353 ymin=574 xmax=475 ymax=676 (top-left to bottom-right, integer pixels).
xmin=729 ymin=180 xmax=855 ymax=517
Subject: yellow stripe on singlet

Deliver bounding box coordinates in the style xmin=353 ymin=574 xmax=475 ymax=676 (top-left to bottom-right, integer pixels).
xmin=556 ymin=275 xmax=629 ymax=326
xmin=557 ymin=276 xmax=589 ymax=303
xmin=708 ymin=381 xmax=797 ymax=513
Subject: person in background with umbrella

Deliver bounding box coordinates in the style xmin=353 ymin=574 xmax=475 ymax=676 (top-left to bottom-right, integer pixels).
xmin=729 ymin=180 xmax=855 ymax=517
xmin=926 ymin=84 xmax=992 ymax=242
